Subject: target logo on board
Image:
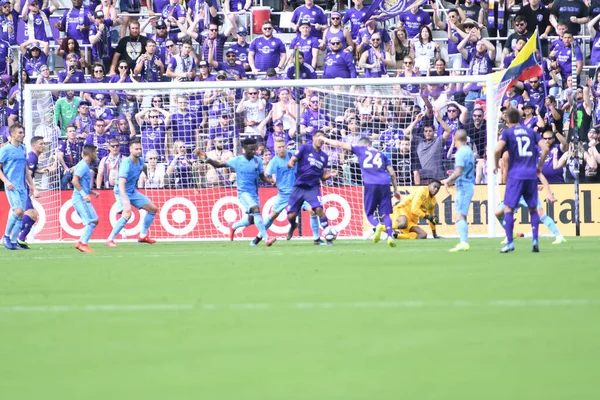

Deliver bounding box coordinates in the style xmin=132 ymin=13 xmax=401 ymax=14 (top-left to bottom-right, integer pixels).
xmin=59 ymin=199 xmax=86 ymax=237
xmin=31 ymin=199 xmax=46 ymax=235
xmin=159 ymin=197 xmax=198 ymax=236
xmin=261 ymin=195 xmax=289 ymax=234
xmin=108 ymin=203 xmax=146 ymax=237
xmin=211 ymin=196 xmax=244 ymax=235
xmin=322 ymin=194 xmax=352 ymax=232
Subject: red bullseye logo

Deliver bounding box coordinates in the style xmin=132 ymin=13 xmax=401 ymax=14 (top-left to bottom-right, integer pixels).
xmin=211 ymin=196 xmax=244 ymax=235
xmin=322 ymin=194 xmax=352 ymax=234
xmin=109 ymin=203 xmax=146 ymax=237
xmin=59 ymin=200 xmax=86 ymax=237
xmin=159 ymin=197 xmax=198 ymax=236
xmin=261 ymin=195 xmax=289 ymax=234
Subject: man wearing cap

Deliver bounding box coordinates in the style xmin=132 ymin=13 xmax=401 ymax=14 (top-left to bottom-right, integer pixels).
xmin=291 ymin=0 xmax=327 ymax=38
xmin=265 ymin=119 xmax=291 ymax=155
xmin=290 ymin=21 xmax=319 ymax=69
xmin=88 ymin=10 xmax=114 ymax=70
xmin=166 ymin=38 xmax=196 ymax=82
xmin=249 ymin=20 xmax=287 ymax=74
xmin=134 ymin=38 xmax=164 ymax=82
xmin=322 ymin=37 xmax=357 ymax=79
xmin=300 ymin=95 xmax=332 ymax=142
xmin=208 ymin=47 xmax=247 ymax=81
xmin=236 ymin=88 xmax=266 ymax=138
xmin=208 ymin=110 xmax=240 ymax=153
xmin=521 ymin=102 xmax=545 ymax=132
xmin=21 ymin=0 xmax=58 ymax=43
xmin=322 ymin=12 xmax=353 ymax=54
xmin=96 ymin=138 xmax=125 ymax=189
xmin=0 ymin=0 xmax=20 ymax=45
xmin=20 ymin=39 xmax=47 ymax=78
xmin=144 ymin=19 xmax=170 ymax=66
xmin=230 ymin=26 xmax=250 ymax=70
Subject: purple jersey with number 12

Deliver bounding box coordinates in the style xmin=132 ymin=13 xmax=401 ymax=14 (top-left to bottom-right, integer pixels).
xmin=500 ymin=125 xmax=541 ymax=180
xmin=293 ymin=143 xmax=329 ymax=187
xmin=352 ymin=145 xmax=391 ymax=185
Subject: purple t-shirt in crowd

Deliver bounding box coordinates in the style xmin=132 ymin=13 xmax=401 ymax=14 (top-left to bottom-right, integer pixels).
xmin=249 ymin=35 xmax=286 ymax=71
xmin=399 ymin=9 xmax=431 ymax=38
xmin=291 ymin=5 xmax=327 ymax=38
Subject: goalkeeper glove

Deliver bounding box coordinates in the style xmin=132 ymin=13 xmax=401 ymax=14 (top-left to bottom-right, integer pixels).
xmin=425 ymin=215 xmax=439 ymax=225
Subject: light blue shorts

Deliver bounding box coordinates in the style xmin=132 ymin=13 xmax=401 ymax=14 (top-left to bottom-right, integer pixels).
xmin=72 ymin=200 xmax=99 ymax=225
xmin=455 ymin=184 xmax=475 ymax=216
xmin=239 ymin=192 xmax=259 ymax=214
xmin=115 ymin=191 xmax=151 ymax=212
xmin=498 ymin=196 xmax=542 ymax=212
xmin=6 ymin=188 xmax=27 ymax=211
xmin=272 ymin=193 xmax=291 ymax=214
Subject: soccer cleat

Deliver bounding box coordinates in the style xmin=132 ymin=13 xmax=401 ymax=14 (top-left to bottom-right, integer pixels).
xmin=265 ymin=237 xmax=277 ymax=247
xmin=76 ymin=243 xmax=94 ymax=253
xmin=138 ymin=235 xmax=156 ymax=244
xmin=105 ymin=240 xmax=117 ymax=247
xmin=387 ymin=237 xmax=396 ymax=248
xmin=3 ymin=235 xmax=15 ymax=250
xmin=16 ymin=239 xmax=30 ymax=249
xmin=552 ymin=236 xmax=567 ymax=245
xmin=251 ymin=236 xmax=263 ymax=246
xmin=229 ymin=223 xmax=236 ymax=241
xmin=326 ymin=239 xmax=334 ymax=246
xmin=532 ymin=244 xmax=540 ymax=253
xmin=449 ymin=243 xmax=470 ymax=252
xmin=500 ymin=243 xmax=515 ymax=253
xmin=373 ymin=224 xmax=385 ymax=243
xmin=286 ymin=221 xmax=298 ymax=240
xmin=313 ymin=238 xmax=327 ymax=246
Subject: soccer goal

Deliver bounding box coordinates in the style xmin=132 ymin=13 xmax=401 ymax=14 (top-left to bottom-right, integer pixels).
xmin=22 ymin=74 xmax=498 ymax=242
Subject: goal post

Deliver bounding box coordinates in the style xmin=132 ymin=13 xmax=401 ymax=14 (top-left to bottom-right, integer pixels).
xmin=23 ymin=75 xmax=498 ymax=242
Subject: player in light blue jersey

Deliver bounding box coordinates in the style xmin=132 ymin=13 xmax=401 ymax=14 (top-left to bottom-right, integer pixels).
xmin=105 ymin=140 xmax=160 ymax=247
xmin=251 ymin=137 xmax=323 ymax=245
xmin=71 ymin=145 xmax=100 ymax=253
xmin=196 ymin=138 xmax=277 ymax=247
xmin=442 ymin=130 xmax=475 ymax=252
xmin=0 ymin=124 xmax=38 ymax=250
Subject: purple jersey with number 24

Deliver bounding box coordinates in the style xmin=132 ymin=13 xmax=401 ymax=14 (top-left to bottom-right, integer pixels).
xmin=352 ymin=145 xmax=393 ymax=215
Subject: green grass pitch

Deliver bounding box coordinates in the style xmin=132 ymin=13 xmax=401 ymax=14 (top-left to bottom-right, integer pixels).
xmin=1 ymin=237 xmax=598 ymax=399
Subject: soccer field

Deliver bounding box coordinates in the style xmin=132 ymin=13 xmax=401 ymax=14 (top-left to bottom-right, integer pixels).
xmin=1 ymin=238 xmax=598 ymax=399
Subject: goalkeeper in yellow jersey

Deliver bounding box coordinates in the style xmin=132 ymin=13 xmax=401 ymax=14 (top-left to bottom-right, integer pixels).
xmin=391 ymin=180 xmax=442 ymax=239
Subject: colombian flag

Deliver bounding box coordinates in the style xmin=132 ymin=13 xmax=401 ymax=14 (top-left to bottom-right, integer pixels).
xmin=491 ymin=30 xmax=543 ymax=102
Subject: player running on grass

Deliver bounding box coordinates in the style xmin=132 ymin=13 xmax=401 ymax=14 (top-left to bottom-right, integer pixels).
xmin=0 ymin=124 xmax=38 ymax=250
xmin=320 ymin=135 xmax=401 ymax=247
xmin=391 ymin=181 xmax=442 ymax=240
xmin=105 ymin=140 xmax=160 ymax=246
xmin=441 ymin=129 xmax=475 ymax=252
xmin=196 ymin=137 xmax=277 ymax=247
xmin=251 ymin=137 xmax=324 ymax=246
xmin=286 ymin=131 xmax=338 ymax=245
xmin=72 ymin=145 xmax=100 ymax=253
xmin=494 ymin=108 xmax=549 ymax=253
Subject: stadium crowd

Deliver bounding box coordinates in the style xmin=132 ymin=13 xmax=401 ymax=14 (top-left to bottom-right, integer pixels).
xmin=0 ymin=0 xmax=600 ymax=192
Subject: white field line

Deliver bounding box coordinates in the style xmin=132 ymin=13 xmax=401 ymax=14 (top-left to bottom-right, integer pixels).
xmin=0 ymin=299 xmax=598 ymax=313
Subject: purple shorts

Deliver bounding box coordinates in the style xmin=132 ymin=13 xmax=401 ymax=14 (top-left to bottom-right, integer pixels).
xmin=504 ymin=178 xmax=538 ymax=210
xmin=364 ymin=184 xmax=392 ymax=216
xmin=288 ymin=185 xmax=322 ymax=214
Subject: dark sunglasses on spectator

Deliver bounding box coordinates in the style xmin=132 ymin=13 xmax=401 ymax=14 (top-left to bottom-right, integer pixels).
xmin=404 ymin=60 xmax=413 ymax=64
xmin=531 ymin=80 xmax=539 ymax=83
xmin=473 ymin=114 xmax=483 ymax=118
xmin=248 ymin=92 xmax=258 ymax=95
xmin=515 ymin=23 xmax=525 ymax=26
xmin=330 ymin=41 xmax=341 ymax=45
xmin=166 ymin=44 xmax=174 ymax=48
xmin=209 ymin=28 xmax=218 ymax=31
xmin=152 ymin=99 xmax=162 ymax=102
xmin=263 ymin=26 xmax=273 ymax=30
xmin=96 ymin=96 xmax=105 ymax=100
xmin=150 ymin=115 xmax=160 ymax=119
xmin=371 ymin=38 xmax=381 ymax=41
xmin=331 ymin=17 xmax=340 ymax=20
xmin=119 ymin=65 xmax=128 ymax=69
xmin=310 ymin=100 xmax=319 ymax=104
xmin=147 ymin=157 xmax=157 ymax=160
xmin=157 ymin=26 xmax=166 ymax=29
xmin=94 ymin=69 xmax=103 ymax=73
xmin=543 ymin=137 xmax=553 ymax=140
xmin=448 ymin=109 xmax=458 ymax=112
xmin=109 ymin=144 xmax=119 ymax=147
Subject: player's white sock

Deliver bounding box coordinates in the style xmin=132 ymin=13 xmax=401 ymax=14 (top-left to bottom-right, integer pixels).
xmin=140 ymin=213 xmax=156 ymax=238
xmin=81 ymin=223 xmax=96 ymax=245
xmin=108 ymin=217 xmax=128 ymax=240
xmin=457 ymin=218 xmax=468 ymax=244
xmin=253 ymin=213 xmax=268 ymax=239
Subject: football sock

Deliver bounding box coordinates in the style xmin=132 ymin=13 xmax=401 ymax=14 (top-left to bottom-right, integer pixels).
xmin=310 ymin=215 xmax=320 ymax=239
xmin=396 ymin=232 xmax=417 ymax=240
xmin=382 ymin=214 xmax=394 ymax=238
xmin=233 ymin=216 xmax=251 ymax=230
xmin=457 ymin=218 xmax=468 ymax=244
xmin=81 ymin=223 xmax=96 ymax=245
xmin=140 ymin=212 xmax=156 ymax=237
xmin=319 ymin=216 xmax=329 ymax=230
xmin=10 ymin=217 xmax=22 ymax=243
xmin=366 ymin=214 xmax=379 ymax=229
xmin=108 ymin=216 xmax=128 ymax=240
xmin=530 ymin=210 xmax=540 ymax=243
xmin=253 ymin=213 xmax=268 ymax=239
xmin=264 ymin=217 xmax=274 ymax=230
xmin=504 ymin=211 xmax=514 ymax=245
xmin=5 ymin=212 xmax=17 ymax=237
xmin=18 ymin=214 xmax=34 ymax=241
xmin=540 ymin=214 xmax=560 ymax=237
xmin=497 ymin=215 xmax=506 ymax=227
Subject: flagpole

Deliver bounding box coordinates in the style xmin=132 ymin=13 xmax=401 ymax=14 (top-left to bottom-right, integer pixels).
xmin=535 ymin=27 xmax=548 ymax=100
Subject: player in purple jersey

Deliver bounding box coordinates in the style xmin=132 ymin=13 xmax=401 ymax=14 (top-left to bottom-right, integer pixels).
xmin=17 ymin=136 xmax=50 ymax=248
xmin=286 ymin=131 xmax=338 ymax=244
xmin=494 ymin=108 xmax=549 ymax=253
xmin=321 ymin=136 xmax=401 ymax=247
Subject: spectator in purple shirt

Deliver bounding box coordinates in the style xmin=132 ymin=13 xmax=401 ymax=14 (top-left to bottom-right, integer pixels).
xmin=166 ymin=140 xmax=198 ymax=188
xmin=0 ymin=0 xmax=21 ymax=45
xmin=322 ymin=38 xmax=357 ymax=80
xmin=291 ymin=0 xmax=328 ymax=39
xmin=21 ymin=0 xmax=58 ymax=43
xmin=230 ymin=26 xmax=250 ymax=70
xmin=399 ymin=3 xmax=432 ymax=39
xmin=85 ymin=118 xmax=112 ymax=159
xmin=342 ymin=0 xmax=367 ymax=43
xmin=133 ymin=38 xmax=165 ymax=82
xmin=20 ymin=40 xmax=47 ymax=79
xmin=160 ymin=0 xmax=186 ymax=38
xmin=549 ymin=31 xmax=583 ymax=85
xmin=0 ymin=36 xmax=11 ymax=75
xmin=199 ymin=23 xmax=234 ymax=64
xmin=208 ymin=47 xmax=247 ymax=81
xmin=89 ymin=10 xmax=114 ymax=70
xmin=290 ymin=21 xmax=320 ymax=69
xmin=300 ymin=95 xmax=332 ymax=142
xmin=208 ymin=109 xmax=240 ymax=152
xmin=58 ymin=53 xmax=87 ymax=84
xmin=249 ymin=20 xmax=287 ymax=74
xmin=56 ymin=36 xmax=85 ymax=70
xmin=55 ymin=0 xmax=91 ymax=44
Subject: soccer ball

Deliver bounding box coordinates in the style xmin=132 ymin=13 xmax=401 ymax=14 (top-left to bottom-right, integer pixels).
xmin=323 ymin=226 xmax=338 ymax=241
